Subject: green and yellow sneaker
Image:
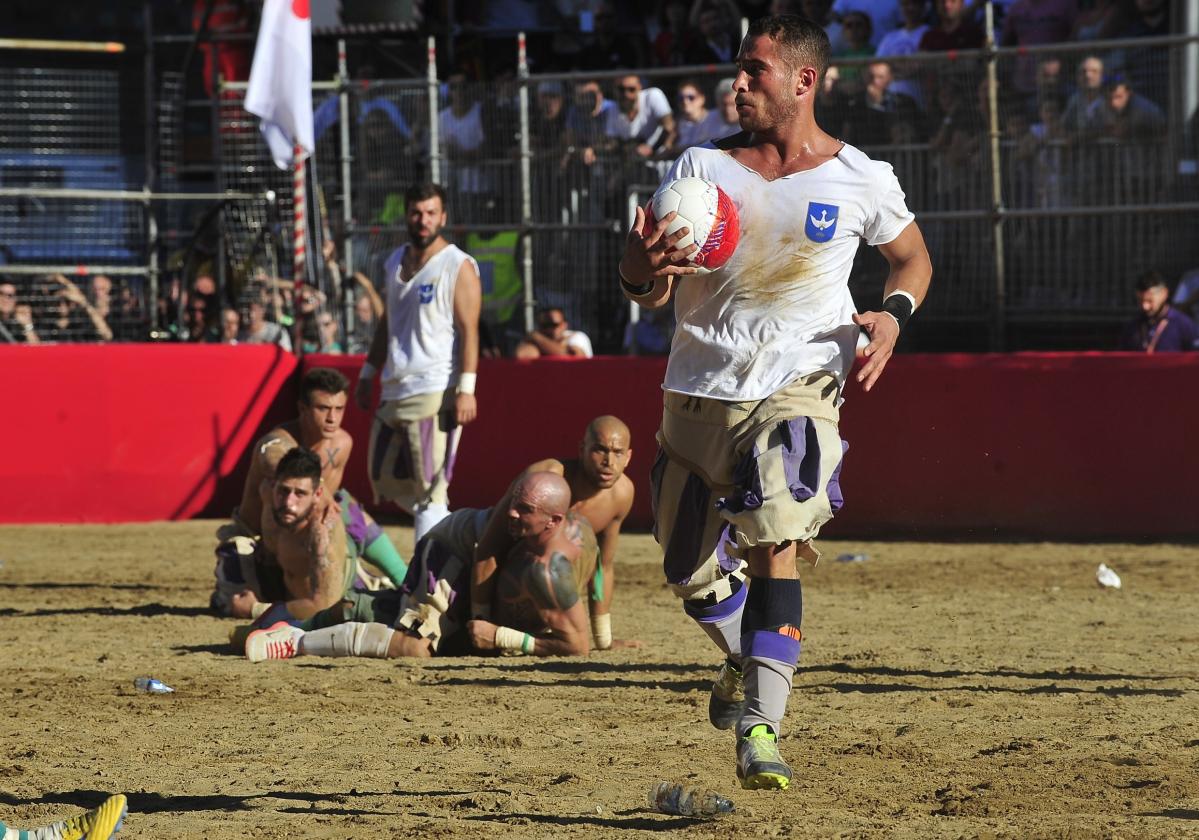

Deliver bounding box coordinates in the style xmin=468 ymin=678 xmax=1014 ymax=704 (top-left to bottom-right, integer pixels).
xmin=25 ymin=792 xmax=127 ymax=839
xmin=709 ymin=659 xmax=745 ymax=730
xmin=736 ymin=725 xmax=792 ymax=790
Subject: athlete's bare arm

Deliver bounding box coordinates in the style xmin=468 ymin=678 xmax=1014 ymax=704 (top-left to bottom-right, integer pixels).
xmin=355 ymin=295 xmax=389 ymax=410
xmin=316 ymin=429 xmax=353 ymax=495
xmin=272 ymin=500 xmax=347 ymax=620
xmin=452 ymin=258 xmax=482 ymax=425
xmin=854 ymin=222 xmax=932 ymax=392
xmin=236 ymin=429 xmax=299 ymax=534
xmin=591 ymin=476 xmax=634 ymax=616
xmin=618 ymin=206 xmax=698 ymax=309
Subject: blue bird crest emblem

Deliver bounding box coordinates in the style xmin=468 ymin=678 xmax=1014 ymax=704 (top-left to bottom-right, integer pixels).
xmin=804 ymin=202 xmax=839 ymax=243
xmin=419 ymin=283 xmax=435 ymax=303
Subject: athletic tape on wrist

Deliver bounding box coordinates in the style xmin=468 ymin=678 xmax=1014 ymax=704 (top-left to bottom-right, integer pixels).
xmin=495 ymin=626 xmax=534 ymax=654
xmin=359 ymin=362 xmax=377 ymax=381
xmin=882 ymin=291 xmax=916 ymax=331
xmin=250 ymin=601 xmax=272 ymax=619
xmin=592 ymin=613 xmax=612 ymax=650
xmin=457 ymin=372 xmax=477 ymax=396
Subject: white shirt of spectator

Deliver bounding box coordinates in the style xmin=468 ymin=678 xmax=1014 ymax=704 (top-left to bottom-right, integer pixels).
xmin=380 ymin=243 xmax=480 ymax=401
xmin=438 ymin=101 xmax=489 ymax=193
xmin=604 ymin=87 xmax=672 ymax=146
xmin=833 ymin=0 xmax=902 ymax=46
xmin=658 ymin=145 xmax=914 ymax=401
xmin=677 ymin=110 xmax=731 ymax=150
xmin=564 ymin=329 xmax=594 ymax=357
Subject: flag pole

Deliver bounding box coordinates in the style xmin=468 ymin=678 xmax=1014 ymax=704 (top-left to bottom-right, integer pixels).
xmin=293 ymin=143 xmax=307 ymax=355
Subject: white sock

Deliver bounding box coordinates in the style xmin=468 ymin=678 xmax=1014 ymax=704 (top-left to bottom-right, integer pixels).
xmin=300 ymin=622 xmax=395 ymax=658
xmin=413 ymin=504 xmax=450 ymax=544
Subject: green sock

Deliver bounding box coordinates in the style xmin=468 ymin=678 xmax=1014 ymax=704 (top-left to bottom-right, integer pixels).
xmin=363 ymin=534 xmax=407 ymax=587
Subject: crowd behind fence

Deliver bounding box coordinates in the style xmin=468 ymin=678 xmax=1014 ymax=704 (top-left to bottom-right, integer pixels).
xmin=2 ymin=33 xmax=1199 ymax=352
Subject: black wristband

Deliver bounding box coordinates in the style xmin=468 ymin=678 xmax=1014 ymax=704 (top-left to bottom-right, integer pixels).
xmin=881 ymin=293 xmax=914 ymax=331
xmin=620 ymin=276 xmax=655 ymax=297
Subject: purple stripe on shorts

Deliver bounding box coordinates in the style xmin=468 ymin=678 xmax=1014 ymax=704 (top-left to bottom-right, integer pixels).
xmin=715 ymin=524 xmax=743 ymax=575
xmin=716 ymin=446 xmax=764 ymax=515
xmin=419 ymin=417 xmax=436 ymax=484
xmin=742 ymin=629 xmax=801 ymax=666
xmin=683 ymin=577 xmax=747 ymax=622
xmin=371 ymin=422 xmax=394 ymax=482
xmin=648 ymin=449 xmax=668 ymax=543
xmin=827 ymin=439 xmax=848 ymax=514
xmin=780 ymin=418 xmax=821 ymax=503
xmin=662 ymin=470 xmax=713 ymax=586
xmin=444 ymin=426 xmax=461 ymax=485
xmin=338 ymin=492 xmax=371 ymax=547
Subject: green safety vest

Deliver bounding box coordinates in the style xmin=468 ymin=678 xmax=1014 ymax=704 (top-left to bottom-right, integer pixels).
xmin=466 ymin=231 xmax=522 ymax=324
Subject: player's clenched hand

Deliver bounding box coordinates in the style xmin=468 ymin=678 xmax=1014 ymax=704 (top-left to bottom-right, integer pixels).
xmin=230 ymin=590 xmax=258 ymax=619
xmin=354 ymin=377 xmax=373 ymax=411
xmin=456 ymin=393 xmax=477 ymax=425
xmin=467 ymin=619 xmax=498 ymax=651
xmin=852 ymin=311 xmax=900 ymax=392
xmin=619 ymin=206 xmax=699 ymax=285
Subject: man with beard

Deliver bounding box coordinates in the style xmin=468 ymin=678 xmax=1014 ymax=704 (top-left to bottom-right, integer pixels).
xmin=356 ymin=183 xmax=482 ymax=543
xmin=245 ymin=472 xmax=594 ymax=660
xmin=1119 ymin=270 xmax=1198 ymax=352
xmin=211 ymin=367 xmax=408 ymax=618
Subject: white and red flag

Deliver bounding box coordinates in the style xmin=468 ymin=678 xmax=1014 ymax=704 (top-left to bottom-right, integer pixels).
xmin=245 ymin=0 xmax=314 ymax=169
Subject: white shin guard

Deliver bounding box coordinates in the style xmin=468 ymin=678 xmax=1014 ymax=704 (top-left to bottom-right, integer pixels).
xmin=301 ymin=622 xmax=395 ymax=658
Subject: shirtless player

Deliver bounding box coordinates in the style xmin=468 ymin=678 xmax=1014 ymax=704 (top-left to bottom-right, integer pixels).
xmin=471 ymin=415 xmax=634 ymax=649
xmin=211 ymin=367 xmax=406 ymax=617
xmin=246 ymin=472 xmax=593 ymax=660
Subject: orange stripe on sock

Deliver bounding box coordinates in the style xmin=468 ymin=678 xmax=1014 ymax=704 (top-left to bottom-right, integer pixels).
xmin=777 ymin=624 xmax=802 ymax=642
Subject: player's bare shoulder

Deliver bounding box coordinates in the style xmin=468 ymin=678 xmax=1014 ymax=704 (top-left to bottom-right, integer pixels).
xmin=255 ymin=425 xmax=300 ymax=476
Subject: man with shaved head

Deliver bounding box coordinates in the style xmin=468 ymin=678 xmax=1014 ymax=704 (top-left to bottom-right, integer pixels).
xmin=245 ymin=471 xmax=597 ymax=660
xmin=471 ymin=415 xmax=635 ymax=649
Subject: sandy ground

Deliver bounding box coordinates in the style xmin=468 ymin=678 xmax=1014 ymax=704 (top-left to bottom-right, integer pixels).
xmin=0 ymin=522 xmax=1196 ymax=839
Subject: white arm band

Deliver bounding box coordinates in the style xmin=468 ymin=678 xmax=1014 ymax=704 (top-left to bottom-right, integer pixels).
xmin=592 ymin=613 xmax=612 ymax=650
xmin=359 ymin=362 xmax=377 ymax=381
xmin=494 ymin=626 xmax=535 ymax=654
xmin=457 ymin=372 xmax=477 ymax=395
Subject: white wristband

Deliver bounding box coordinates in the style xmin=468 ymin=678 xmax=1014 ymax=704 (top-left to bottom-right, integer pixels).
xmin=250 ymin=601 xmax=272 ymax=619
xmin=592 ymin=613 xmax=612 ymax=650
xmin=359 ymin=362 xmax=377 ymax=381
xmin=494 ymin=625 xmax=534 ymax=654
xmin=457 ymin=372 xmax=477 ymax=396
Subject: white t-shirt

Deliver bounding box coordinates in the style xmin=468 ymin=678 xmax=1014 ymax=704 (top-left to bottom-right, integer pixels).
xmin=658 ymin=145 xmax=914 ymax=401
xmin=604 ymin=88 xmax=672 ymax=146
xmin=564 ymin=329 xmax=594 ymax=357
xmin=380 ymin=243 xmax=479 ymax=401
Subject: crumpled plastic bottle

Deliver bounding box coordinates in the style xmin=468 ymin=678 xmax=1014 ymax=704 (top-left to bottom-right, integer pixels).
xmin=1096 ymin=563 xmax=1122 ymax=589
xmin=133 ymin=676 xmax=174 ymax=694
xmin=647 ymin=781 xmax=734 ymax=817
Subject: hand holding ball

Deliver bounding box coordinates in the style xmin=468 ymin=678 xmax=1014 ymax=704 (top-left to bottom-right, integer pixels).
xmin=645 ymin=178 xmax=740 ymax=273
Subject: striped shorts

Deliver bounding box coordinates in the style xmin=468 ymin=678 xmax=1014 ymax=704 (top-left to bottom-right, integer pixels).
xmin=367 ymin=388 xmax=461 ymax=513
xmin=651 ymin=372 xmax=847 ymax=599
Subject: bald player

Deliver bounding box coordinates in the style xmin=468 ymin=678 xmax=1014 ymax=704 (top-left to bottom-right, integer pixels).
xmin=471 ymin=415 xmax=635 ymax=649
xmin=212 ymin=367 xmax=407 ymax=617
xmin=246 ymin=472 xmax=594 ymax=660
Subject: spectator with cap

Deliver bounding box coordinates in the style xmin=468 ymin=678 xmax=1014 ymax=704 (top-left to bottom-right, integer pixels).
xmin=1119 ymin=270 xmax=1198 ymax=352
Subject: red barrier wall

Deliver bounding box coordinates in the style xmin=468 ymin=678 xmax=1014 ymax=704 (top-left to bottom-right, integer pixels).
xmin=2 ymin=346 xmax=1196 ymax=539
xmin=0 ymin=345 xmax=296 ymax=523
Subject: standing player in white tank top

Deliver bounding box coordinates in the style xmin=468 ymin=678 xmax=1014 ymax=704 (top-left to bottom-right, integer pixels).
xmin=619 ymin=16 xmax=932 ymax=791
xmin=356 ymin=183 xmax=482 ymax=543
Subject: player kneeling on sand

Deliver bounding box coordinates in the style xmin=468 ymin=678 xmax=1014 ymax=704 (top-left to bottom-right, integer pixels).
xmin=212 ymin=367 xmax=407 ymax=618
xmin=246 ymin=472 xmax=595 ymax=660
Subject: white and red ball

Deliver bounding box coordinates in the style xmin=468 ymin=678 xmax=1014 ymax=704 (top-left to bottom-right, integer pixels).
xmin=645 ymin=177 xmax=740 ymax=273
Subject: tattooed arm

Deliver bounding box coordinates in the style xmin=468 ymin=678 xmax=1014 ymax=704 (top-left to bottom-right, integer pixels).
xmin=480 ymin=543 xmax=590 ymax=656
xmin=320 ymin=429 xmax=353 ymax=496
xmin=279 ymin=501 xmax=345 ymax=619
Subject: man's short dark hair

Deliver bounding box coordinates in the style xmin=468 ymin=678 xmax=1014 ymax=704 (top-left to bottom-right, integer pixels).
xmin=1134 ymin=270 xmax=1167 ymax=293
xmin=300 ymin=367 xmax=350 ymax=403
xmin=276 ymin=447 xmax=322 ymax=485
xmin=745 ymin=14 xmax=831 ymax=85
xmin=404 ymin=182 xmax=447 ymax=211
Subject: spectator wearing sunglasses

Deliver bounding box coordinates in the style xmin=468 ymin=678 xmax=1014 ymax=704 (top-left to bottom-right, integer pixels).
xmin=671 ymin=79 xmax=732 ymax=153
xmin=514 ymin=307 xmax=594 ymax=360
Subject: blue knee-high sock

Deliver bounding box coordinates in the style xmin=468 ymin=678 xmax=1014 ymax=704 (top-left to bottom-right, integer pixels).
xmin=683 ymin=577 xmax=747 ymax=660
xmin=739 ymin=578 xmax=804 ymax=737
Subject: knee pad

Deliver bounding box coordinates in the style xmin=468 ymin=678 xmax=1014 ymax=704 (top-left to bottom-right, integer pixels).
xmin=669 ymin=567 xmax=747 ymax=602
xmin=682 ymin=574 xmax=747 ymax=622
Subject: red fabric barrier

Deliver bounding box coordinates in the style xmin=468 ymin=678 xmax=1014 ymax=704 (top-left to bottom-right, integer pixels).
xmin=307 ymin=352 xmax=1199 ymax=540
xmin=3 ymin=346 xmax=1194 ymax=538
xmin=0 ymin=345 xmax=297 ymax=523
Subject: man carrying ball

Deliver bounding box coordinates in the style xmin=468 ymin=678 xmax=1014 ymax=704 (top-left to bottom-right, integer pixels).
xmin=618 ymin=14 xmax=932 ymax=791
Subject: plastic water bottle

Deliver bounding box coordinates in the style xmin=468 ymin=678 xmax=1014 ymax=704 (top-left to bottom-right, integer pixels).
xmin=836 ymin=552 xmax=869 ymax=563
xmin=133 ymin=677 xmax=174 ymax=694
xmin=647 ymin=781 xmax=734 ymax=817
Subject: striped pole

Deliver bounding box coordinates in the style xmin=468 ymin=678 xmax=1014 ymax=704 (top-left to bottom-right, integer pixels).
xmin=293 ymin=143 xmax=306 ymax=284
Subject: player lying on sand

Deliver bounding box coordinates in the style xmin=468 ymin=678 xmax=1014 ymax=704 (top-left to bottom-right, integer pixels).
xmin=246 ymin=472 xmax=598 ymax=660
xmin=471 ymin=415 xmax=634 ymax=649
xmin=212 ymin=367 xmax=407 ymax=618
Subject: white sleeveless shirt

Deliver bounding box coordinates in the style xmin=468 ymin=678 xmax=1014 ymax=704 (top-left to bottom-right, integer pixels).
xmin=380 ymin=242 xmax=478 ymax=401
xmin=659 ymin=144 xmax=914 ymax=401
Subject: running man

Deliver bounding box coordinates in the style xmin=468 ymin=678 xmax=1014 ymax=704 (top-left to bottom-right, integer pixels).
xmin=471 ymin=415 xmax=635 ymax=649
xmin=211 ymin=367 xmax=406 ymax=617
xmin=619 ymin=15 xmax=932 ymax=790
xmin=355 ymin=182 xmax=482 ymax=543
xmin=246 ymin=472 xmax=594 ymax=660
